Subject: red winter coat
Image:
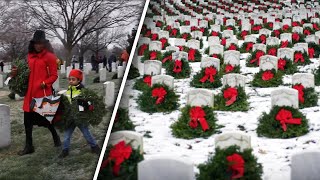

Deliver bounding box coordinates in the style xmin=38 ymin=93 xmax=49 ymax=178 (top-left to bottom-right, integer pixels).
xmin=23 ymin=49 xmax=58 ymax=112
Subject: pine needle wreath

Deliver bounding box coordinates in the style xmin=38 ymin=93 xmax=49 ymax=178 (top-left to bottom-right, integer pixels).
xmin=277 ymin=57 xmax=298 ymax=75
xmin=256 ymin=106 xmax=309 ymax=139
xmin=222 ymin=25 xmax=238 ymax=35
xmin=182 ymin=46 xmax=202 ymax=62
xmin=127 ymin=66 xmax=140 ymax=80
xmin=133 ymin=75 xmax=152 ymax=92
xmin=140 ymin=49 xmax=162 ymax=62
xmin=111 ymin=108 xmax=135 ymax=132
xmin=197 ymin=145 xmax=263 ymax=180
xmin=210 ymin=31 xmax=222 ymax=38
xmin=245 ymin=50 xmax=265 ymax=67
xmin=159 ymin=37 xmax=170 ymax=50
xmin=308 ymin=43 xmax=320 ymax=58
xmin=165 ymin=58 xmax=191 ymax=79
xmin=98 ymin=143 xmax=144 ymax=180
xmin=240 ymin=42 xmax=254 ymax=53
xmin=214 ymin=86 xmax=249 ymax=111
xmin=224 ymin=43 xmax=240 ymax=51
xmin=292 ymin=33 xmax=306 ymax=44
xmin=315 ymin=68 xmax=320 ymax=86
xmin=303 ymin=27 xmax=315 ymax=36
xmin=292 ymin=84 xmax=318 ymax=109
xmin=251 ymin=69 xmax=283 ymax=87
xmin=190 ymin=66 xmax=222 ymax=89
xmin=220 ymin=64 xmax=241 ymax=74
xmin=161 ymin=50 xmax=174 ymax=68
xmin=137 ymin=84 xmax=179 ymax=113
xmin=293 ymin=51 xmax=311 ymax=65
xmin=179 ymin=33 xmax=192 ymax=40
xmin=266 ymin=45 xmax=279 ymax=56
xmin=279 ymin=40 xmax=293 ymax=48
xmin=8 ymin=59 xmax=30 ymax=97
xmin=171 ymin=105 xmax=221 ymax=139
xmin=57 ymin=88 xmax=107 ymax=129
xmin=263 ymin=22 xmax=274 ymax=30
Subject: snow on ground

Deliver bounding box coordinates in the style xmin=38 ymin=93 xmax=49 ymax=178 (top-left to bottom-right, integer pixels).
xmin=127 ymin=38 xmax=320 ymax=179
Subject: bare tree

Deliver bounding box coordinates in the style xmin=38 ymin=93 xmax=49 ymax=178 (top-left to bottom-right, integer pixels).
xmin=23 ymin=0 xmax=142 ymax=66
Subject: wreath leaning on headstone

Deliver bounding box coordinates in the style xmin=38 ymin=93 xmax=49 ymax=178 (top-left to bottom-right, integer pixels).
xmin=190 ymin=66 xmax=222 ymax=89
xmin=112 ymin=108 xmax=135 ymax=132
xmin=251 ymin=69 xmax=283 ymax=88
xmin=214 ymin=86 xmax=249 ymax=112
xmin=8 ymin=59 xmax=30 ymax=97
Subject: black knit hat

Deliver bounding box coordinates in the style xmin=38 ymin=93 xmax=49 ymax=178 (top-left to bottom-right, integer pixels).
xmin=30 ymin=30 xmax=49 ymax=43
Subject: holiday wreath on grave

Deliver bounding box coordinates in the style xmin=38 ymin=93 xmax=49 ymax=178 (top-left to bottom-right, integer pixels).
xmin=140 ymin=49 xmax=162 ymax=62
xmin=55 ymin=88 xmax=107 ymax=129
xmin=292 ymin=83 xmax=318 ymax=109
xmin=165 ymin=58 xmax=191 ymax=79
xmin=8 ymin=59 xmax=30 ymax=97
xmin=190 ymin=66 xmax=222 ymax=89
xmin=171 ymin=105 xmax=221 ymax=139
xmin=246 ymin=50 xmax=265 ymax=67
xmin=214 ymin=86 xmax=249 ymax=112
xmin=251 ymin=69 xmax=283 ymax=87
xmin=240 ymin=42 xmax=254 ymax=53
xmin=161 ymin=51 xmax=174 ymax=67
xmin=197 ymin=145 xmax=263 ymax=180
xmin=98 ymin=141 xmax=144 ymax=180
xmin=127 ymin=66 xmax=140 ymax=80
xmin=293 ymin=51 xmax=311 ymax=65
xmin=137 ymin=84 xmax=179 ymax=113
xmin=138 ymin=44 xmax=149 ymax=56
xmin=221 ymin=63 xmax=241 ymax=74
xmin=277 ymin=57 xmax=298 ymax=74
xmin=112 ymin=108 xmax=135 ymax=132
xmin=159 ymin=37 xmax=170 ymax=50
xmin=315 ymin=68 xmax=320 ymax=86
xmin=225 ymin=43 xmax=240 ymax=51
xmin=307 ymin=42 xmax=320 ymax=58
xmin=256 ymin=106 xmax=309 ymax=138
xmin=266 ymin=45 xmax=279 ymax=56
xmin=236 ymin=30 xmax=250 ymax=40
xmin=279 ymin=40 xmax=293 ymax=48
xmin=133 ymin=75 xmax=152 ymax=92
xmin=292 ymin=32 xmax=305 ymax=44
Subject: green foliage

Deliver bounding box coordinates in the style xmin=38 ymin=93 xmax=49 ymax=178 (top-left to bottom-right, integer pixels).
xmin=214 ymin=86 xmax=249 ymax=112
xmin=112 ymin=108 xmax=135 ymax=132
xmin=8 ymin=59 xmax=30 ymax=97
xmin=308 ymin=43 xmax=320 ymax=58
xmin=98 ymin=145 xmax=144 ymax=180
xmin=165 ymin=58 xmax=191 ymax=79
xmin=239 ymin=42 xmax=254 ymax=53
xmin=161 ymin=50 xmax=175 ymax=68
xmin=127 ymin=66 xmax=140 ymax=80
xmin=296 ymin=87 xmax=318 ymax=109
xmin=137 ymin=84 xmax=179 ymax=113
xmin=245 ymin=50 xmax=264 ymax=67
xmin=293 ymin=51 xmax=311 ymax=66
xmin=133 ymin=76 xmax=151 ymax=92
xmin=257 ymin=106 xmax=309 ymax=139
xmin=278 ymin=57 xmax=298 ymax=75
xmin=171 ymin=105 xmax=221 ymax=139
xmin=220 ymin=64 xmax=241 ymax=74
xmin=190 ymin=67 xmax=222 ymax=89
xmin=140 ymin=50 xmax=162 ymax=62
xmin=251 ymin=69 xmax=283 ymax=88
xmin=197 ymin=146 xmax=263 ymax=180
xmin=315 ymin=68 xmax=320 ymax=86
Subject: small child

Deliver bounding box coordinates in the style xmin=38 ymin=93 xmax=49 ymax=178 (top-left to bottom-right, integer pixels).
xmin=59 ymin=69 xmax=100 ymax=158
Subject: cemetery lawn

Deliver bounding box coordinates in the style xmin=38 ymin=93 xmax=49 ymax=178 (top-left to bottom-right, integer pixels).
xmin=0 ymin=71 xmax=119 ymax=180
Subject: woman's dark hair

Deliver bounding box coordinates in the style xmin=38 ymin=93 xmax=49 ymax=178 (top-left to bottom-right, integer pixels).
xmin=28 ymin=41 xmax=54 ymax=54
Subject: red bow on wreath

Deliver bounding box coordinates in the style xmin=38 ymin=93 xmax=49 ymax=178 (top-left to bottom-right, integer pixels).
xmin=241 ymin=31 xmax=248 ymax=39
xmin=138 ymin=44 xmax=148 ymax=56
xmin=303 ymin=29 xmax=311 ymax=35
xmin=226 ymin=153 xmax=245 ymax=179
xmin=262 ymin=70 xmax=274 ymax=81
xmin=160 ymin=38 xmax=167 ymax=49
xmin=282 ymin=24 xmax=290 ymax=31
xmin=166 ymin=25 xmax=172 ymax=31
xmin=252 ymin=25 xmax=262 ymax=31
xmin=151 ymin=34 xmax=158 ymax=41
xmin=246 ymin=42 xmax=253 ymax=51
xmin=143 ymin=75 xmax=152 ymax=87
xmin=225 ymin=64 xmax=234 ymax=73
xmin=250 ymin=51 xmax=264 ymax=65
xmin=275 ymin=109 xmax=302 ymax=132
xmin=150 ymin=51 xmax=158 ymax=60
xmin=313 ymin=23 xmax=320 ymax=30
xmin=145 ymin=30 xmax=151 ymax=37
xmin=273 ymin=30 xmax=280 ymax=37
xmin=189 ymin=106 xmax=209 ymax=131
xmin=229 ymin=44 xmax=237 ymax=50
xmin=221 ymin=38 xmax=226 ymax=46
xmin=308 ymin=48 xmax=315 ymax=58
xmin=268 ymin=48 xmax=277 ymax=56
xmin=171 ymin=29 xmax=178 ymax=36
xmin=280 ymin=40 xmax=289 ymax=48
xmin=162 ymin=55 xmax=172 ymax=63
xmin=156 ymin=21 xmax=162 ymax=27
xmin=212 ymin=54 xmax=219 ymax=58
xmin=223 ymin=87 xmax=238 ymax=106
xmin=292 ymin=21 xmax=299 ymax=27
xmin=268 ymin=22 xmax=273 ymax=28
xmin=173 ymin=60 xmax=182 ymax=73
xmin=182 ymin=33 xmax=189 ymax=39
xmin=199 ymin=27 xmax=205 ymax=33
xmin=178 ymin=46 xmax=184 ymax=51
xmin=293 ymin=84 xmax=305 ymax=103
xmin=188 ymin=48 xmax=196 ymax=61
xmin=294 ymin=52 xmax=304 ymax=63
xmin=292 ymin=33 xmax=300 ymax=42
xmin=278 ymin=58 xmax=287 ymax=71
xmin=259 ymin=34 xmax=266 ymax=44
xmin=101 ymin=141 xmax=132 ymax=176
xmin=212 ymin=31 xmax=219 ymax=36
xmin=200 ymin=66 xmax=217 ymax=83
xmin=152 ymin=87 xmax=167 ymax=104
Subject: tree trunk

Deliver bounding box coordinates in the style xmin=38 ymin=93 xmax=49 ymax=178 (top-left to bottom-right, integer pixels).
xmin=65 ymin=45 xmax=73 ymax=66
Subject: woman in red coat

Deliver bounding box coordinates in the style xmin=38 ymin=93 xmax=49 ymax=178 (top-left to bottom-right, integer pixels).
xmin=14 ymin=30 xmax=61 ymax=155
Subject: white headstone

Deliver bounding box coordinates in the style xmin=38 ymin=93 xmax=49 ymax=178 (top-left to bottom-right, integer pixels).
xmin=104 ymin=81 xmax=115 ymax=107
xmin=224 ymin=50 xmax=240 ymax=66
xmin=144 ymin=60 xmax=162 ymax=76
xmin=159 ymin=31 xmax=170 ymax=39
xmin=222 ymin=30 xmax=234 ymax=38
xmin=278 ymin=48 xmax=294 ymax=60
xmin=149 ymin=41 xmax=162 ymax=51
xmin=166 ymin=46 xmax=179 ymax=52
xmin=172 ymin=51 xmax=188 ymax=61
xmin=271 ymin=88 xmax=299 ymax=109
xmin=66 ymin=66 xmax=72 ymax=77
xmin=180 ymin=26 xmax=191 ymax=34
xmin=209 ymin=45 xmax=224 ymax=55
xmin=109 ymin=131 xmax=143 ymax=154
xmin=294 ymin=43 xmax=309 ymax=54
xmin=0 ymin=74 xmax=3 ymax=88
xmin=112 ymin=62 xmax=117 ymax=73
xmin=226 ymin=39 xmax=239 ymax=48
xmin=222 ymin=73 xmax=246 ymax=88
xmin=174 ymin=38 xmax=186 ymax=46
xmin=117 ymin=66 xmax=125 ymax=79
xmin=151 ymin=75 xmax=174 ymax=89
xmin=252 ymin=44 xmax=267 ymax=53
xmin=60 ymin=64 xmax=66 ymax=74
xmin=186 ymin=89 xmax=214 ymax=107
xmin=292 ymin=73 xmax=315 ymax=88
xmin=293 ymin=27 xmax=303 ymax=34
xmin=266 ymin=37 xmax=280 ymax=46
xmin=280 ymin=33 xmax=293 ymax=43
xmin=52 ymin=77 xmax=59 ymax=91
xmin=244 ymin=35 xmax=257 ymax=43
xmin=0 ymin=104 xmax=10 ymax=148
xmin=99 ymin=68 xmax=107 ymax=82
xmin=259 ymin=55 xmax=278 ymax=71
xmin=215 ymin=132 xmax=251 ymax=151
xmin=259 ymin=28 xmax=272 ymax=36
xmin=200 ymin=57 xmax=220 ymax=70
xmin=187 ymin=39 xmax=200 ymax=50
xmin=208 ymin=36 xmax=220 ymax=46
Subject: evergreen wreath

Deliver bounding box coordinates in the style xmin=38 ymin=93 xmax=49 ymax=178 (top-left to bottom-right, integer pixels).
xmin=159 ymin=37 xmax=170 ymax=50
xmin=308 ymin=43 xmax=320 ymax=58
xmin=161 ymin=51 xmax=174 ymax=67
xmin=112 ymin=108 xmax=135 ymax=132
xmin=140 ymin=49 xmax=162 ymax=62
xmin=210 ymin=31 xmax=222 ymax=38
xmin=266 ymin=45 xmax=279 ymax=56
xmin=281 ymin=24 xmax=293 ymax=33
xmin=245 ymin=50 xmax=265 ymax=67
xmin=8 ymin=59 xmax=30 ymax=97
xmin=240 ymin=42 xmax=254 ymax=53
xmin=165 ymin=58 xmax=191 ymax=79
xmin=133 ymin=75 xmax=152 ymax=92
xmin=98 ymin=141 xmax=144 ymax=180
xmin=293 ymin=51 xmax=311 ymax=65
xmin=222 ymin=25 xmax=238 ymax=35
xmin=251 ymin=69 xmax=283 ymax=87
xmin=137 ymin=84 xmax=179 ymax=113
xmin=292 ymin=32 xmax=305 ymax=44
xmin=279 ymin=40 xmax=293 ymax=48
xmin=179 ymin=32 xmax=192 ymax=40
xmin=314 ymin=67 xmax=320 ymax=86
xmin=182 ymin=46 xmax=202 ymax=62
xmin=236 ymin=30 xmax=250 ymax=40
xmin=263 ymin=22 xmax=274 ymax=30
xmin=257 ymin=34 xmax=268 ymax=44
xmin=197 ymin=145 xmax=263 ymax=180
xmin=256 ymin=106 xmax=309 ymax=138
xmin=214 ymin=86 xmax=249 ymax=111
xmin=277 ymin=57 xmax=298 ymax=75
xmin=127 ymin=66 xmax=140 ymax=80
xmin=190 ymin=66 xmax=222 ymax=89
xmin=224 ymin=43 xmax=240 ymax=51
xmin=220 ymin=64 xmax=241 ymax=74
xmin=292 ymin=84 xmax=318 ymax=109
xmin=171 ymin=105 xmax=221 ymax=139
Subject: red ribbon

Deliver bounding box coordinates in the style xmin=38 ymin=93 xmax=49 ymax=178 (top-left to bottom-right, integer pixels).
xmin=150 ymin=51 xmax=158 ymax=60
xmin=151 ymin=33 xmax=158 ymax=41
xmin=143 ymin=75 xmax=152 ymax=87
xmin=246 ymin=42 xmax=253 ymax=51
xmin=268 ymin=22 xmax=273 ymax=28
xmin=273 ymin=30 xmax=280 ymax=37
xmin=308 ymin=48 xmax=315 ymax=58
xmin=173 ymin=60 xmax=182 ymax=73
xmin=303 ymin=29 xmax=311 ymax=35
xmin=241 ymin=31 xmax=248 ymax=39
xmin=145 ymin=30 xmax=151 ymax=37
xmin=171 ymin=29 xmax=178 ymax=36
xmin=199 ymin=27 xmax=205 ymax=33
xmin=227 ymin=26 xmax=233 ymax=30
xmin=276 ymin=109 xmax=302 ymax=132
xmin=152 ymin=87 xmax=167 ymax=104
xmin=225 ymin=64 xmax=234 ymax=73
xmin=200 ymin=66 xmax=217 ymax=83
xmin=162 ymin=55 xmax=172 ymax=63
xmin=250 ymin=50 xmax=264 ymax=65
xmin=252 ymin=25 xmax=262 ymax=31
xmin=226 ymin=153 xmax=245 ymax=179
xmin=262 ymin=70 xmax=274 ymax=81
xmin=212 ymin=54 xmax=219 ymax=58
xmin=166 ymin=25 xmax=172 ymax=31
xmin=188 ymin=48 xmax=196 ymax=61
xmin=229 ymin=44 xmax=237 ymax=50
xmin=221 ymin=38 xmax=226 ymax=46
xmin=138 ymin=44 xmax=148 ymax=56
xmin=259 ymin=34 xmax=266 ymax=44
xmin=189 ymin=106 xmax=209 ymax=131
xmin=292 ymin=33 xmax=300 ymax=42
xmin=292 ymin=21 xmax=299 ymax=27
xmin=184 ymin=20 xmax=190 ymax=25
xmin=160 ymin=38 xmax=167 ymax=49
xmin=294 ymin=52 xmax=304 ymax=63
xmin=182 ymin=33 xmax=189 ymax=39
xmin=212 ymin=31 xmax=219 ymax=36
xmin=278 ymin=58 xmax=287 ymax=71
xmin=178 ymin=46 xmax=184 ymax=51
xmin=280 ymin=40 xmax=289 ymax=48
xmin=156 ymin=21 xmax=162 ymax=27
xmin=293 ymin=84 xmax=305 ymax=103
xmin=313 ymin=23 xmax=320 ymax=30
xmin=268 ymin=48 xmax=277 ymax=56
xmin=107 ymin=141 xmax=132 ymax=176
xmin=223 ymin=87 xmax=238 ymax=106
xmin=282 ymin=24 xmax=290 ymax=31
